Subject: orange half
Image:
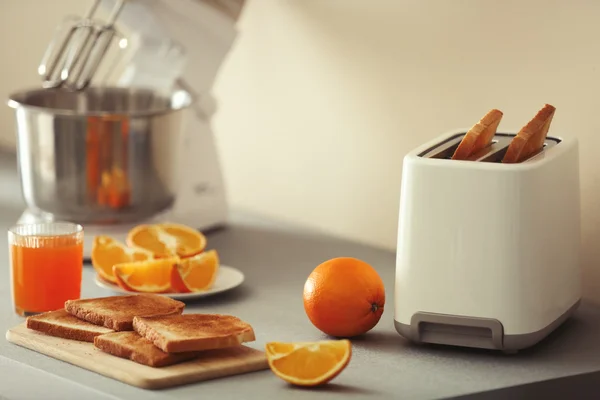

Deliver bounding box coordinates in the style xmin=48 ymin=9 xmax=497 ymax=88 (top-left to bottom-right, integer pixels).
xmin=113 ymin=257 xmax=180 ymax=293
xmin=265 ymin=340 xmax=352 ymax=386
xmin=171 ymin=250 xmax=220 ymax=293
xmin=91 ymin=235 xmax=154 ymax=283
xmin=126 ymin=223 xmax=207 ymax=258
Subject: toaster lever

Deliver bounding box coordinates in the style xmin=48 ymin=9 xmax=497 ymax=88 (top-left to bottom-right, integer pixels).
xmin=409 ymin=312 xmax=504 ymax=350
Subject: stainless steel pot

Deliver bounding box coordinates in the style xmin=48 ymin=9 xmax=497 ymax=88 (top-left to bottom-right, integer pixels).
xmin=8 ymin=86 xmax=192 ymax=224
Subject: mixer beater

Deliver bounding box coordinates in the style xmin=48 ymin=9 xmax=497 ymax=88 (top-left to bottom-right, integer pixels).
xmin=38 ymin=0 xmax=126 ymax=91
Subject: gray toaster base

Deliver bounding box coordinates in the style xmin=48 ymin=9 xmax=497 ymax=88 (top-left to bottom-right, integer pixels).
xmin=394 ymin=299 xmax=581 ymax=352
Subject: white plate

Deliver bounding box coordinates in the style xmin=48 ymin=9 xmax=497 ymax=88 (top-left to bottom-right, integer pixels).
xmin=94 ymin=265 xmax=245 ymax=300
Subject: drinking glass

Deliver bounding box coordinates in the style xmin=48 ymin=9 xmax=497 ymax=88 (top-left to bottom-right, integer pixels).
xmin=8 ymin=222 xmax=84 ymax=316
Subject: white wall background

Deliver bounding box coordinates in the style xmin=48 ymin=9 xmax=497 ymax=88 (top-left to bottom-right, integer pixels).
xmin=2 ymin=0 xmax=600 ymax=303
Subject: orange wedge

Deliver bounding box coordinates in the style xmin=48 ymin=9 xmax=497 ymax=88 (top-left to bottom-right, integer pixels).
xmin=91 ymin=236 xmax=154 ymax=284
xmin=126 ymin=223 xmax=207 ymax=258
xmin=265 ymin=340 xmax=352 ymax=387
xmin=113 ymin=257 xmax=180 ymax=293
xmin=171 ymin=250 xmax=220 ymax=293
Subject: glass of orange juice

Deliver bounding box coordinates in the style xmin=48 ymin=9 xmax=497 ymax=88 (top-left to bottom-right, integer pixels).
xmin=8 ymin=222 xmax=84 ymax=316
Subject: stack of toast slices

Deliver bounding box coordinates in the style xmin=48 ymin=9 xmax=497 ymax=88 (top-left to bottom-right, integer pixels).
xmin=25 ymin=294 xmax=256 ymax=368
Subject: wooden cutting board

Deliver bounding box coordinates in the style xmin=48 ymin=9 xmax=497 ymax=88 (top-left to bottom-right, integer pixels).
xmin=6 ymin=323 xmax=270 ymax=389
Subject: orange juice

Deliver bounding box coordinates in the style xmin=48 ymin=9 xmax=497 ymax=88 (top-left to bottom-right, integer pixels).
xmin=9 ymin=223 xmax=83 ymax=316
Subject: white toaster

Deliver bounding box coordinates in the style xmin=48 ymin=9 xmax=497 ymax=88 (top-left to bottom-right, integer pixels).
xmin=394 ymin=130 xmax=582 ymax=352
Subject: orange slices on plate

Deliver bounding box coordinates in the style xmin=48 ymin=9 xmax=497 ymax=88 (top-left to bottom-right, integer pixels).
xmin=112 ymin=251 xmax=221 ymax=294
xmin=265 ymin=340 xmax=352 ymax=386
xmin=91 ymin=235 xmax=154 ymax=284
xmin=126 ymin=223 xmax=207 ymax=258
xmin=92 ymin=223 xmax=222 ymax=295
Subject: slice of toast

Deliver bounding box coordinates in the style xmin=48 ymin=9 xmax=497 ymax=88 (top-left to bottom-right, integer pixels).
xmin=452 ymin=109 xmax=503 ymax=160
xmin=502 ymin=104 xmax=556 ymax=163
xmin=94 ymin=331 xmax=200 ymax=367
xmin=133 ymin=314 xmax=256 ymax=353
xmin=65 ymin=294 xmax=185 ymax=331
xmin=26 ymin=309 xmax=113 ymax=342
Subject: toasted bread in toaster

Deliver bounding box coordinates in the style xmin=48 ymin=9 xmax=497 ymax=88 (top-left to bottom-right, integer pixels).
xmin=502 ymin=104 xmax=556 ymax=163
xmin=452 ymin=109 xmax=503 ymax=160
xmin=65 ymin=294 xmax=185 ymax=331
xmin=26 ymin=309 xmax=113 ymax=342
xmin=94 ymin=331 xmax=200 ymax=367
xmin=133 ymin=314 xmax=256 ymax=353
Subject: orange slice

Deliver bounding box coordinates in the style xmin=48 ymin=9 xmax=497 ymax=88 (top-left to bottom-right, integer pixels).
xmin=113 ymin=257 xmax=180 ymax=293
xmin=171 ymin=250 xmax=220 ymax=293
xmin=265 ymin=340 xmax=352 ymax=387
xmin=91 ymin=236 xmax=154 ymax=284
xmin=126 ymin=223 xmax=207 ymax=258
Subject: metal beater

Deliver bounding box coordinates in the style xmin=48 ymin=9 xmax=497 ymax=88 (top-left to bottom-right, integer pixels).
xmin=38 ymin=0 xmax=126 ymax=91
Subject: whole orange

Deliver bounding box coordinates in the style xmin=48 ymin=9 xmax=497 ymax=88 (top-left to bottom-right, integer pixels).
xmin=303 ymin=257 xmax=385 ymax=338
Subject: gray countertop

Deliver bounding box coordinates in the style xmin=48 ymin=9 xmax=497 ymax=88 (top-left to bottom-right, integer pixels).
xmin=2 ymin=149 xmax=600 ymax=400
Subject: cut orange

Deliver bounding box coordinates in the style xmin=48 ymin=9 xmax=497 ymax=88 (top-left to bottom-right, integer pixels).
xmin=113 ymin=257 xmax=180 ymax=293
xmin=171 ymin=250 xmax=220 ymax=293
xmin=91 ymin=236 xmax=154 ymax=284
xmin=126 ymin=223 xmax=207 ymax=258
xmin=265 ymin=340 xmax=352 ymax=387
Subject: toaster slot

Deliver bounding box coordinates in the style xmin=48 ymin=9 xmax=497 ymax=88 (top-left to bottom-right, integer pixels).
xmin=465 ymin=139 xmax=504 ymax=162
xmin=476 ymin=134 xmax=513 ymax=163
xmin=410 ymin=312 xmax=504 ymax=350
xmin=419 ymin=135 xmax=463 ymax=159
xmin=418 ymin=133 xmax=561 ymax=164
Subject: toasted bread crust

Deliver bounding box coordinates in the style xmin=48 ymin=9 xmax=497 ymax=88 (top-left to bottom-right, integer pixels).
xmin=452 ymin=109 xmax=503 ymax=160
xmin=65 ymin=294 xmax=185 ymax=331
xmin=94 ymin=332 xmax=199 ymax=367
xmin=503 ymin=104 xmax=556 ymax=163
xmin=26 ymin=309 xmax=113 ymax=342
xmin=133 ymin=314 xmax=256 ymax=353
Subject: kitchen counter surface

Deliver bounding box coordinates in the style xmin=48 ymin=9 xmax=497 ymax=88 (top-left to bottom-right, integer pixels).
xmin=2 ymin=149 xmax=600 ymax=399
